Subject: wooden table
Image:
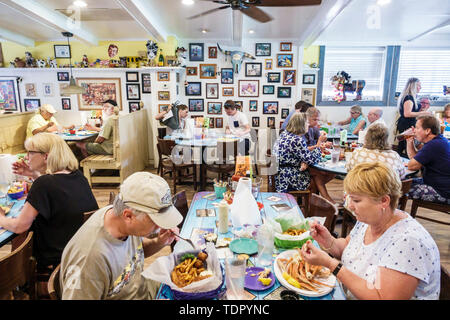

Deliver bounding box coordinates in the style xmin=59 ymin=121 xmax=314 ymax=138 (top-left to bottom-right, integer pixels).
xmin=155 ymin=191 xmax=346 ymax=300
xmin=0 ymin=198 xmax=25 ymax=247
xmin=56 ymin=131 xmax=98 ymax=142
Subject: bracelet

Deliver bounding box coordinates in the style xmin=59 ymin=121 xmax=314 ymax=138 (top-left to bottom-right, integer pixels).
xmin=332 ymin=261 xmax=343 ymax=277
xmin=323 ymin=238 xmax=335 ymax=252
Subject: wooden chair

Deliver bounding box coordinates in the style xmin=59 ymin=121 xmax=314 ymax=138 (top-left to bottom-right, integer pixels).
xmin=440 ymin=265 xmax=450 ymax=300
xmin=256 ymin=149 xmax=277 ymax=192
xmin=307 ymin=193 xmax=338 ymax=234
xmin=398 ymin=179 xmax=413 ymax=211
xmin=0 ymin=231 xmax=35 ymax=300
xmin=171 ymin=190 xmax=189 ymax=252
xmin=157 ymin=138 xmax=197 ymax=195
xmin=157 ymin=127 xmax=167 ymax=139
xmin=47 ymin=264 xmax=61 ymax=300
xmin=341 ymin=207 xmax=356 ymax=238
xmin=289 ymin=190 xmax=312 ymax=217
xmin=109 ymin=191 xmax=116 ymax=205
xmin=204 ymin=140 xmax=238 ymax=182
xmin=82 ymin=210 xmax=96 ymax=224
xmin=410 ymin=200 xmax=450 ymax=226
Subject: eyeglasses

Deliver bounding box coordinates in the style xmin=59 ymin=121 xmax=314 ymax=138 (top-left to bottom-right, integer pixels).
xmin=27 ymin=150 xmax=44 ymax=155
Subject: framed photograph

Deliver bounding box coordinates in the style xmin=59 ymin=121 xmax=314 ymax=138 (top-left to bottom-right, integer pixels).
xmin=206 ymin=83 xmax=219 ymax=99
xmin=141 ymin=73 xmax=151 ymax=93
xmin=267 ymin=116 xmax=276 ymax=128
xmin=252 ymin=117 xmax=260 ymax=127
xmin=157 ymin=72 xmax=170 ymax=81
xmin=199 ymin=64 xmax=216 ymax=79
xmin=77 ymin=78 xmax=122 ymax=110
xmin=185 ymin=82 xmax=202 ymax=96
xmin=301 ymin=88 xmax=316 ymax=105
xmin=215 ymin=117 xmax=223 ymax=128
xmin=302 ymin=74 xmax=316 ymax=85
xmin=281 ymin=108 xmax=290 ymax=119
xmin=208 ymin=117 xmax=215 ymax=128
xmin=263 ymin=85 xmax=275 ymax=95
xmin=57 ymin=72 xmax=69 ymax=81
xmin=208 ymin=46 xmax=218 ymax=59
xmin=234 ymin=101 xmax=243 ymax=111
xmin=54 ymin=44 xmax=71 ymax=58
xmin=189 ymin=43 xmax=204 ymax=61
xmin=263 ymin=101 xmax=279 ymax=114
xmin=186 ymin=67 xmax=198 ymax=76
xmin=24 ymin=98 xmax=40 ymax=112
xmin=59 ymin=83 xmax=70 ymax=97
xmin=265 ymin=59 xmax=273 ymax=70
xmin=129 ymin=101 xmax=140 ymax=113
xmin=277 ymin=87 xmax=291 ymax=98
xmin=43 ymin=83 xmax=54 ymax=96
xmin=61 ymin=98 xmax=71 ymax=110
xmin=255 ymin=43 xmax=271 ymax=56
xmin=158 ymin=104 xmax=170 ymax=113
xmin=207 ymin=102 xmax=222 ymax=114
xmin=158 ymin=90 xmax=170 ymax=101
xmin=277 ymin=54 xmax=293 ymax=68
xmin=283 ymin=70 xmax=296 ymax=85
xmin=238 ymin=80 xmax=259 ymax=97
xmin=126 ymin=71 xmax=139 ymax=82
xmin=267 ymin=72 xmax=280 ymax=83
xmin=249 ymin=100 xmax=258 ymax=112
xmin=0 ymin=77 xmax=21 ymax=111
xmin=221 ymin=68 xmax=234 ymax=84
xmin=222 ymin=87 xmax=234 ymax=96
xmin=280 ymin=42 xmax=292 ymax=51
xmin=25 ymin=83 xmax=36 ymax=97
xmin=126 ymin=83 xmax=141 ymax=100
xmin=189 ymin=99 xmax=204 ymax=112
xmin=245 ymin=62 xmax=262 ymax=77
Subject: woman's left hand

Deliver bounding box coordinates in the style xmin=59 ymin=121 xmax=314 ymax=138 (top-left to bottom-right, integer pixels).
xmin=301 ymin=240 xmax=333 ymax=268
xmin=300 ymin=162 xmax=308 ymax=171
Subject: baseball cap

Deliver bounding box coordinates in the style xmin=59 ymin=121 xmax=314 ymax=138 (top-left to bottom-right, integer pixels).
xmin=41 ymin=103 xmax=57 ymax=114
xmin=119 ymin=172 xmax=183 ymax=229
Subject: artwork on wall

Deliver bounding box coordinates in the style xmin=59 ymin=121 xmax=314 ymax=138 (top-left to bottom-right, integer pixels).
xmin=57 ymin=72 xmax=69 ymax=81
xmin=281 ymin=108 xmax=290 ymax=119
xmin=206 ymin=83 xmax=219 ymax=99
xmin=186 ymin=67 xmax=198 ymax=76
xmin=76 ymin=78 xmax=122 ymax=110
xmin=234 ymin=101 xmax=243 ymax=111
xmin=238 ymin=80 xmax=259 ymax=97
xmin=263 ymin=85 xmax=274 ymax=95
xmin=277 ymin=54 xmax=293 ymax=68
xmin=265 ymin=59 xmax=273 ymax=70
xmin=189 ymin=98 xmax=204 ymax=112
xmin=277 ymin=87 xmax=292 ymax=98
xmin=43 ymin=83 xmax=54 ymax=97
xmin=302 ymin=74 xmax=316 ymax=85
xmin=252 ymin=117 xmax=260 ymax=127
xmin=245 ymin=62 xmax=262 ymax=77
xmin=0 ymin=78 xmax=20 ymax=111
xmin=215 ymin=117 xmax=223 ymax=128
xmin=255 ymin=43 xmax=271 ymax=56
xmin=25 ymin=83 xmax=36 ymax=97
xmin=267 ymin=72 xmax=280 ymax=83
xmin=54 ymin=44 xmax=71 ymax=58
xmin=129 ymin=101 xmax=140 ymax=113
xmin=221 ymin=68 xmax=234 ymax=84
xmin=126 ymin=71 xmax=139 ymax=82
xmin=280 ymin=42 xmax=292 ymax=51
xmin=207 ymin=102 xmax=222 ymax=114
xmin=208 ymin=117 xmax=215 ymax=128
xmin=283 ymin=70 xmax=296 ymax=85
xmin=185 ymin=82 xmax=202 ymax=96
xmin=301 ymin=88 xmax=316 ymax=105
xmin=159 ymin=104 xmax=170 ymax=113
xmin=158 ymin=90 xmax=170 ymax=101
xmin=189 ymin=43 xmax=204 ymax=61
xmin=199 ymin=64 xmax=217 ymax=79
xmin=249 ymin=100 xmax=258 ymax=112
xmin=24 ymin=98 xmax=40 ymax=112
xmin=141 ymin=73 xmax=151 ymax=93
xmin=61 ymin=98 xmax=71 ymax=110
xmin=127 ymin=83 xmax=141 ymax=100
xmin=208 ymin=46 xmax=218 ymax=59
xmin=59 ymin=83 xmax=70 ymax=97
xmin=263 ymin=101 xmax=278 ymax=114
xmin=157 ymin=72 xmax=170 ymax=81
xmin=267 ymin=116 xmax=275 ymax=128
xmin=222 ymin=87 xmax=234 ymax=96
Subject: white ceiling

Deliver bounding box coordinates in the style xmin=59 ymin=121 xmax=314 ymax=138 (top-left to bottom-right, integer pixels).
xmin=0 ymin=0 xmax=448 ymax=47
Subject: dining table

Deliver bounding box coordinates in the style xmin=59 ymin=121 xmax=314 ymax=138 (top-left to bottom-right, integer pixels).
xmin=0 ymin=198 xmax=25 ymax=247
xmin=154 ymin=191 xmax=347 ymax=300
xmin=56 ymin=130 xmax=98 ymax=142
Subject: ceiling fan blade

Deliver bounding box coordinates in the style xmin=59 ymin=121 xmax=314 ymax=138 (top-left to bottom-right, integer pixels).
xmin=255 ymin=0 xmax=322 ymax=6
xmin=186 ymin=5 xmax=230 ymax=20
xmin=240 ymin=5 xmax=272 ymax=23
xmin=197 ymin=0 xmax=230 ymax=4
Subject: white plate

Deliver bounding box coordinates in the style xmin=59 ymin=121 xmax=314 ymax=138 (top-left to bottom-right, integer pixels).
xmin=274 ymin=249 xmax=336 ymax=297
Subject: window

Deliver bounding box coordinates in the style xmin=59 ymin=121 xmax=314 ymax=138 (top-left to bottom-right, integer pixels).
xmin=395 ymin=48 xmax=450 ymax=103
xmin=321 ymin=46 xmax=387 ymax=103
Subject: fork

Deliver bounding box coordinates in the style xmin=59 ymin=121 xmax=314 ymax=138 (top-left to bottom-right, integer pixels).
xmin=171 ymin=231 xmax=196 ymax=249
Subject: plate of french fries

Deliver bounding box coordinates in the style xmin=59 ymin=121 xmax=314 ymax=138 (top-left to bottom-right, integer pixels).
xmin=171 ymin=251 xmax=212 ymax=288
xmin=274 ymin=248 xmax=336 ymax=297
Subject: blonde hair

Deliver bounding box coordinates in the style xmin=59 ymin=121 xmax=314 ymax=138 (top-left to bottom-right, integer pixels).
xmin=24 ymin=133 xmax=78 ymax=174
xmin=344 ymin=162 xmax=402 ymax=210
xmin=398 ymin=77 xmax=420 ymax=110
xmin=350 ymin=105 xmax=362 ymax=114
xmin=286 ymin=112 xmax=307 ymax=136
xmin=364 ymin=123 xmax=390 ymax=150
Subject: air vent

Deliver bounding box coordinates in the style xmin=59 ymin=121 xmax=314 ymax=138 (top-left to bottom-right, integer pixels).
xmin=55 ymin=8 xmax=132 ymax=21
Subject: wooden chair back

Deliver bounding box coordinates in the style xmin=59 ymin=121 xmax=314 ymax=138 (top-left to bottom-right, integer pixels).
xmin=0 ymin=232 xmax=35 ymax=299
xmin=398 ymin=179 xmax=413 ymax=211
xmin=410 ymin=200 xmax=450 ymax=225
xmin=157 ymin=138 xmax=176 ymax=157
xmin=171 ymin=191 xmax=189 ymax=252
xmin=109 ymin=191 xmax=116 ymax=205
xmin=47 ymin=264 xmax=61 ymax=300
xmin=256 ymin=148 xmax=276 ymax=192
xmin=441 ymin=265 xmax=450 ymax=300
xmin=82 ymin=210 xmax=97 ymax=224
xmin=341 ymin=207 xmax=357 ymax=238
xmin=215 ymin=140 xmax=238 ymax=165
xmin=111 ymin=116 xmax=120 ymax=162
xmin=289 ymin=190 xmax=311 ymax=217
xmin=308 ymin=193 xmax=338 ymax=234
xmin=158 ymin=127 xmax=167 ymax=139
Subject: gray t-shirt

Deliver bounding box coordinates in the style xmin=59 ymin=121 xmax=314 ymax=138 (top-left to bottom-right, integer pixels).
xmin=59 ymin=206 xmax=159 ymax=300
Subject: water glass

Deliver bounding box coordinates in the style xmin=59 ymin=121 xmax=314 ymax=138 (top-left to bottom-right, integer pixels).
xmin=225 ymin=258 xmax=246 ymax=300
xmin=331 ymin=150 xmax=340 ymax=164
xmin=256 ymin=227 xmax=274 ymax=267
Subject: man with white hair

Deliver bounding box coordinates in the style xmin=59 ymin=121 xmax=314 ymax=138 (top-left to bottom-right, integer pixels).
xmin=59 ymin=172 xmax=181 ymax=300
xmin=358 ymin=107 xmax=387 ymax=144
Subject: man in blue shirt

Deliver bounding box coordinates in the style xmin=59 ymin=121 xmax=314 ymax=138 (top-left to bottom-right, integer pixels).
xmin=281 ymin=100 xmax=313 ymax=131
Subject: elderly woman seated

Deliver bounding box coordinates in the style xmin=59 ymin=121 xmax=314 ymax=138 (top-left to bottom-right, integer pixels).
xmin=273 ymin=112 xmax=326 ymax=193
xmin=337 ymin=105 xmax=366 ymax=135
xmin=26 ymin=104 xmax=74 ymax=139
xmin=346 ymin=123 xmax=406 ymax=179
xmin=301 ymin=162 xmax=440 ymax=299
xmin=443 ymin=103 xmax=450 ymax=123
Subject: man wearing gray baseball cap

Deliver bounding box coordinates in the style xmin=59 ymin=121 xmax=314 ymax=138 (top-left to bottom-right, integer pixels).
xmin=59 ymin=172 xmax=182 ymax=300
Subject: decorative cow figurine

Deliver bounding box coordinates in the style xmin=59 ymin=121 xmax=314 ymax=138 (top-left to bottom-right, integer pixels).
xmin=36 ymin=59 xmax=47 ymax=68
xmin=47 ymin=57 xmax=57 ymax=68
xmin=217 ymin=43 xmax=255 ymax=74
xmin=146 ymin=40 xmax=158 ymax=62
xmin=175 ymin=47 xmax=187 ymax=67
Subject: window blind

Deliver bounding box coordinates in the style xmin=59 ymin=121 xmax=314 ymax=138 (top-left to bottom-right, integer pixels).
xmin=396 ymin=48 xmax=450 ymax=97
xmin=322 ymin=47 xmax=386 ymax=101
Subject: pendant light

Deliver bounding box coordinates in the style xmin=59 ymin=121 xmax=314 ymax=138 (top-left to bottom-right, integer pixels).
xmin=60 ymin=31 xmax=86 ymax=95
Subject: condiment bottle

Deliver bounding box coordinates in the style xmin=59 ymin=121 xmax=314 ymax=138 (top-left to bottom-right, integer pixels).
xmin=218 ymin=200 xmax=229 ymax=234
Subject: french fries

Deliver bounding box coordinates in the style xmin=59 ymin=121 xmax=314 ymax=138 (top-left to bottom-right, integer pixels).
xmin=171 ymin=253 xmax=212 ymax=288
xmin=282 ymin=228 xmax=307 ymax=236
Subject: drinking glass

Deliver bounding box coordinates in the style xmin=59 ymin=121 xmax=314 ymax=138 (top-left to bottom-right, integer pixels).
xmin=256 ymin=226 xmax=274 ymax=267
xmin=331 ymin=150 xmax=340 ymax=164
xmin=225 ymin=257 xmax=246 ymax=300
xmin=0 ymin=182 xmax=10 ymax=206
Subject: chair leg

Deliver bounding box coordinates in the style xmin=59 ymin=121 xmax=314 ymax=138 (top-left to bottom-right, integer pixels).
xmin=410 ymin=200 xmax=419 ymax=218
xmin=83 ymin=166 xmax=92 ymax=187
xmin=193 ymin=165 xmax=198 ymax=191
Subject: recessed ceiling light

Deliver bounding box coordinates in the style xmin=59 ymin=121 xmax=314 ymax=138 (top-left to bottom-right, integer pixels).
xmin=201 ymin=29 xmax=208 ymax=33
xmin=248 ymin=29 xmax=255 ymax=34
xmin=376 ymin=0 xmax=391 ymax=6
xmin=182 ymin=0 xmax=195 ymax=5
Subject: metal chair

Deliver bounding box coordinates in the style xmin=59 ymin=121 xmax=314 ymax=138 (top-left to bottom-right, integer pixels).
xmin=47 ymin=264 xmax=61 ymax=300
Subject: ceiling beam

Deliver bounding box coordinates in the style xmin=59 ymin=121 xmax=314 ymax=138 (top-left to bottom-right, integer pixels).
xmin=231 ymin=9 xmax=243 ymax=47
xmin=0 ymin=27 xmax=35 ymax=47
xmin=0 ymin=0 xmax=98 ymax=45
xmin=297 ymin=0 xmax=353 ymax=48
xmin=114 ymin=0 xmax=168 ymax=42
xmin=408 ymin=18 xmax=450 ymax=42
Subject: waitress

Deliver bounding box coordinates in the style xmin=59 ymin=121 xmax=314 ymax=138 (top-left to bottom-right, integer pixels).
xmin=155 ymin=103 xmax=190 ymax=135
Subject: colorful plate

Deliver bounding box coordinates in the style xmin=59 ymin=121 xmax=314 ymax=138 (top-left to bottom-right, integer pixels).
xmin=244 ymin=267 xmax=275 ymax=291
xmin=229 ymin=238 xmax=258 ymax=255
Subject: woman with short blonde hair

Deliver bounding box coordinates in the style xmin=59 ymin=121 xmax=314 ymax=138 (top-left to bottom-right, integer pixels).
xmin=299 ymin=162 xmax=440 ymax=300
xmin=286 ymin=112 xmax=308 ymax=136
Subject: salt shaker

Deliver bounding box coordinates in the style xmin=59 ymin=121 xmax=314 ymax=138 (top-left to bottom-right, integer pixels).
xmin=218 ymin=200 xmax=229 ymax=234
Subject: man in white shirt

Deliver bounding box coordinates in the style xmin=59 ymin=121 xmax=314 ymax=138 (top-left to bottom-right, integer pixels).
xmin=224 ymin=100 xmax=251 ymax=155
xmin=358 ymin=107 xmax=386 ymax=144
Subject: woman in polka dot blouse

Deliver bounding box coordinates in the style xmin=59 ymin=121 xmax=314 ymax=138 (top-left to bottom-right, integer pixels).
xmin=301 ymin=162 xmax=440 ymax=299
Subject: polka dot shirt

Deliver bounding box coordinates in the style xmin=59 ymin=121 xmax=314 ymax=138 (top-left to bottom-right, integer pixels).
xmin=341 ymin=214 xmax=440 ymax=300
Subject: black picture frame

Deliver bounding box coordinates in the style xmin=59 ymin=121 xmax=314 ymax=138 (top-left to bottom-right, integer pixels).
xmin=61 ymin=98 xmax=71 ymax=110
xmin=255 ymin=43 xmax=271 ymax=56
xmin=188 ymin=98 xmax=204 ymax=112
xmin=302 ymin=74 xmax=316 ymax=85
xmin=24 ymin=98 xmax=41 ymax=112
xmin=221 ymin=68 xmax=234 ymax=84
xmin=126 ymin=83 xmax=141 ymax=100
xmin=129 ymin=101 xmax=140 ymax=113
xmin=126 ymin=71 xmax=139 ymax=82
xmin=263 ymin=85 xmax=275 ymax=95
xmin=267 ymin=116 xmax=276 ymax=128
xmin=281 ymin=108 xmax=290 ymax=119
xmin=252 ymin=117 xmax=260 ymax=127
xmin=185 ymin=82 xmax=202 ymax=96
xmin=189 ymin=43 xmax=204 ymax=61
xmin=263 ymin=101 xmax=279 ymax=114
xmin=245 ymin=62 xmax=262 ymax=77
xmin=57 ymin=72 xmax=69 ymax=81
xmin=141 ymin=73 xmax=151 ymax=93
xmin=249 ymin=100 xmax=258 ymax=112
xmin=267 ymin=72 xmax=281 ymax=83
xmin=277 ymin=87 xmax=292 ymax=98
xmin=54 ymin=44 xmax=71 ymax=58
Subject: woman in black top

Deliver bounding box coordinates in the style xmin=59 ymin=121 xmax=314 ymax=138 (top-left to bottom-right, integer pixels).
xmin=0 ymin=133 xmax=98 ymax=269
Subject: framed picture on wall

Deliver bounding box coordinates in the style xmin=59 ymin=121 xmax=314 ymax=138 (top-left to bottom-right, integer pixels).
xmin=245 ymin=62 xmax=262 ymax=77
xmin=263 ymin=85 xmax=274 ymax=95
xmin=249 ymin=100 xmax=258 ymax=112
xmin=185 ymin=82 xmax=202 ymax=96
xmin=54 ymin=44 xmax=71 ymax=58
xmin=215 ymin=117 xmax=223 ymax=128
xmin=234 ymin=101 xmax=243 ymax=111
xmin=283 ymin=70 xmax=296 ymax=85
xmin=57 ymin=72 xmax=69 ymax=81
xmin=255 ymin=43 xmax=271 ymax=56
xmin=238 ymin=80 xmax=259 ymax=97
xmin=301 ymin=88 xmax=316 ymax=105
xmin=221 ymin=68 xmax=234 ymax=84
xmin=281 ymin=108 xmax=290 ymax=119
xmin=126 ymin=83 xmax=141 ymax=100
xmin=158 ymin=104 xmax=170 ymax=113
xmin=24 ymin=98 xmax=40 ymax=112
xmin=199 ymin=64 xmax=216 ymax=79
xmin=0 ymin=77 xmax=21 ymax=111
xmin=141 ymin=73 xmax=151 ymax=93
xmin=189 ymin=99 xmax=204 ymax=112
xmin=267 ymin=72 xmax=280 ymax=83
xmin=25 ymin=83 xmax=37 ymax=97
xmin=267 ymin=116 xmax=275 ymax=128
xmin=302 ymin=74 xmax=316 ymax=85
xmin=280 ymin=42 xmax=292 ymax=51
xmin=126 ymin=71 xmax=139 ymax=82
xmin=208 ymin=117 xmax=215 ymax=128
xmin=158 ymin=90 xmax=170 ymax=101
xmin=189 ymin=43 xmax=204 ymax=61
xmin=252 ymin=117 xmax=260 ymax=127
xmin=207 ymin=102 xmax=222 ymax=114
xmin=43 ymin=83 xmax=54 ymax=96
xmin=265 ymin=59 xmax=273 ymax=70
xmin=157 ymin=72 xmax=170 ymax=81
xmin=263 ymin=101 xmax=278 ymax=114
xmin=76 ymin=78 xmax=122 ymax=110
xmin=277 ymin=87 xmax=291 ymax=98
xmin=208 ymin=46 xmax=218 ymax=59
xmin=61 ymin=98 xmax=71 ymax=110
xmin=277 ymin=54 xmax=293 ymax=68
xmin=186 ymin=67 xmax=198 ymax=76
xmin=222 ymin=87 xmax=234 ymax=96
xmin=206 ymin=83 xmax=219 ymax=99
xmin=129 ymin=101 xmax=140 ymax=113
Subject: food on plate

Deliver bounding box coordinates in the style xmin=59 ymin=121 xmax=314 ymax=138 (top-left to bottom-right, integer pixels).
xmin=171 ymin=251 xmax=212 ymax=288
xmin=8 ymin=186 xmax=24 ymax=194
xmin=237 ymin=253 xmax=249 ymax=261
xmin=277 ymin=248 xmax=332 ymax=292
xmin=257 ymin=268 xmax=272 ymax=286
xmin=203 ymin=232 xmax=218 ymax=244
xmin=223 ymin=191 xmax=234 ymax=204
xmin=282 ymin=228 xmax=307 ymax=236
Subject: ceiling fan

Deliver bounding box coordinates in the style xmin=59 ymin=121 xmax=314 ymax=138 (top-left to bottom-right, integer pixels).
xmin=187 ymin=0 xmax=322 ymax=23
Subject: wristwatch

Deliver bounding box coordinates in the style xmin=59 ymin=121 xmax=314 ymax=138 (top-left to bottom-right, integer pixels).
xmin=332 ymin=262 xmax=343 ymax=277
